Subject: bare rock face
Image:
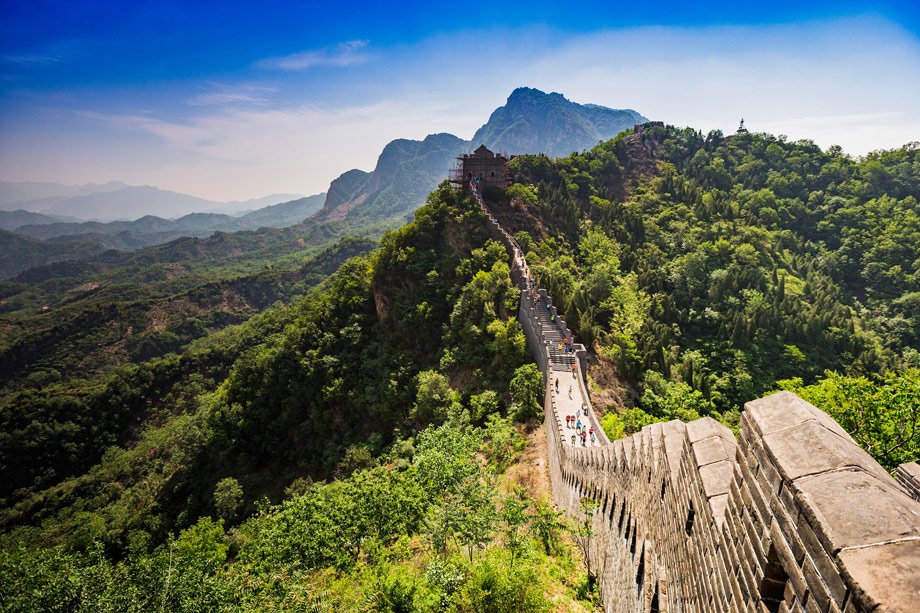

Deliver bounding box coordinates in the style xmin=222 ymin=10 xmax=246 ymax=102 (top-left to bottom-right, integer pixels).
xmin=472 ymin=87 xmax=647 ymax=158
xmin=314 ymin=169 xmax=371 ymax=220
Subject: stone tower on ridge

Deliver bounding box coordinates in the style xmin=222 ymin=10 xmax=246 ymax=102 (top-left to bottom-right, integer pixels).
xmin=450 ymin=145 xmax=512 ymax=191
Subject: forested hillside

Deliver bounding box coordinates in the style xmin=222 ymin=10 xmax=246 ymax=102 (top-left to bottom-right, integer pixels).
xmin=1 ymin=183 xmax=600 ymax=611
xmin=1 ymin=124 xmax=917 ymax=610
xmin=494 ymin=125 xmax=918 ymax=464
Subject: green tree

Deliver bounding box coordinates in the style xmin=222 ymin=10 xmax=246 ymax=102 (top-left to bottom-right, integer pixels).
xmin=481 ymin=413 xmax=526 ymax=472
xmin=213 ymin=477 xmax=243 ymax=522
xmin=502 ymin=488 xmax=530 ymax=570
xmin=469 ymin=390 xmax=501 ymax=423
xmin=412 ymin=370 xmax=460 ymax=426
xmin=510 ymin=363 xmax=544 ymax=422
xmin=573 ymin=497 xmax=600 ymax=593
xmin=529 ymin=500 xmax=566 ymax=555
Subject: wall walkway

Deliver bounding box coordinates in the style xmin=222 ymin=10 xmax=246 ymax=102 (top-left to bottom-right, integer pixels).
xmin=470 ymin=184 xmax=920 ymax=612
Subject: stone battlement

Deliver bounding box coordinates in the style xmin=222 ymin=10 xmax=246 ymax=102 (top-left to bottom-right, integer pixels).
xmin=469 ymin=183 xmax=920 ymax=612
xmin=551 ymin=393 xmax=920 ymax=612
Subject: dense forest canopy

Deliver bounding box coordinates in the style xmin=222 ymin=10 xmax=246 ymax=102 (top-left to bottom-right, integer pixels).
xmin=498 ymin=127 xmax=918 ymax=455
xmin=0 ymin=124 xmax=917 ymax=610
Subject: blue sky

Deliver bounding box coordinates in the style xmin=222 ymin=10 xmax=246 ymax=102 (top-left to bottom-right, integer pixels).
xmin=2 ymin=1 xmax=919 ymax=201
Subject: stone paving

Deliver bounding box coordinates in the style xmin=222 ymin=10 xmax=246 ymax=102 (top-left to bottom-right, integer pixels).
xmin=548 ymin=368 xmax=603 ymax=448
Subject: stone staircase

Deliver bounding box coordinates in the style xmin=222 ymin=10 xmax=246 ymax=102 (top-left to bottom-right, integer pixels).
xmin=533 ymin=298 xmax=577 ymax=371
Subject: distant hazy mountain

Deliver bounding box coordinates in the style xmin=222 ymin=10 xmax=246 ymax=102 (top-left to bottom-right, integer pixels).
xmin=0 ymin=210 xmax=80 ymax=231
xmin=33 ymin=186 xmax=223 ymax=220
xmin=313 ymin=87 xmax=647 ymax=222
xmin=236 ymin=193 xmax=325 ymax=227
xmin=472 ymin=87 xmax=647 ymax=158
xmin=209 ymin=193 xmax=306 ymax=216
xmin=0 ymin=180 xmax=128 ymax=210
xmin=1 ymin=181 xmax=306 ymax=221
xmin=17 ymin=213 xmax=236 ymax=241
xmin=15 ymin=193 xmax=328 ymax=250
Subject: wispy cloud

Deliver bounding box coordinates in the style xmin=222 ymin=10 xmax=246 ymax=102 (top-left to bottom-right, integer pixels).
xmin=71 ymin=97 xmax=454 ymax=199
xmin=2 ymin=53 xmax=63 ymax=65
xmin=186 ymin=82 xmax=277 ymax=106
xmin=255 ymin=39 xmax=370 ymax=71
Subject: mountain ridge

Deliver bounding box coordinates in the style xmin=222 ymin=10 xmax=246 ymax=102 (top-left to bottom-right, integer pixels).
xmin=311 ymin=87 xmax=648 ymax=222
xmin=2 ymin=88 xmax=645 ymax=277
xmin=472 ymin=86 xmax=646 ymax=157
xmin=0 ymin=181 xmax=307 ymax=222
xmin=12 ymin=193 xmax=327 ymax=252
xmin=0 ymin=209 xmax=81 ymax=231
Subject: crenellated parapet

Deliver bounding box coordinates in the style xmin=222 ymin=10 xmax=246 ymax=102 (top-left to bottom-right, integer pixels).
xmin=549 ymin=393 xmax=920 ymax=612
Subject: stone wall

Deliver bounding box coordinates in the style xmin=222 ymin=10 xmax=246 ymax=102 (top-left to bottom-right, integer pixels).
xmin=473 ymin=185 xmax=920 ymax=612
xmin=551 ymin=393 xmax=920 ymax=612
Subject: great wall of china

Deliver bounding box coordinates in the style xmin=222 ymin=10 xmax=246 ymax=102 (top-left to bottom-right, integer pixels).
xmin=470 ymin=184 xmax=920 ymax=612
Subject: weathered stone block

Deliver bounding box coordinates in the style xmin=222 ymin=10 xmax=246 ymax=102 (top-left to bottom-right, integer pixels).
xmin=700 ymin=460 xmax=735 ymax=498
xmin=759 ymin=453 xmax=785 ymax=495
xmin=709 ymin=493 xmax=730 ymax=527
xmin=687 ymin=416 xmax=730 ymax=442
xmin=836 ymin=539 xmax=920 ymax=612
xmin=745 ymin=474 xmax=772 ymax=531
xmin=694 ymin=434 xmax=737 ymax=467
xmin=793 ymin=469 xmax=920 ymax=554
xmin=802 ymin=555 xmax=832 ymax=612
xmin=797 ymin=519 xmax=847 ymax=607
xmin=770 ymin=490 xmax=806 ymax=564
xmin=804 ymin=594 xmax=823 ymax=613
xmin=895 ymin=461 xmax=920 ymax=501
xmin=744 ymin=391 xmax=853 ymax=442
xmin=762 ymin=420 xmax=891 ymax=485
xmin=768 ymin=520 xmax=809 ymax=597
xmin=779 ymin=481 xmax=800 ymax=524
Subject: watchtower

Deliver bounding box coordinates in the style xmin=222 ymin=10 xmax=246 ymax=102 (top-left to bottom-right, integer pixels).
xmin=450 ymin=145 xmax=511 ymax=191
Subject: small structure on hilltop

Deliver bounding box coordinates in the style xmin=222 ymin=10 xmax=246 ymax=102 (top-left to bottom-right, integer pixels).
xmin=633 ymin=121 xmax=664 ymax=135
xmin=450 ymin=145 xmax=511 ymax=191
